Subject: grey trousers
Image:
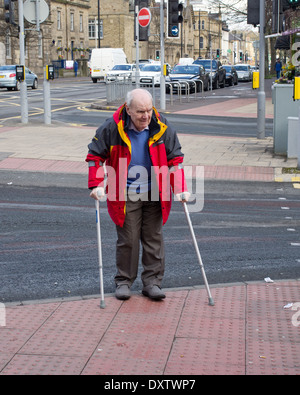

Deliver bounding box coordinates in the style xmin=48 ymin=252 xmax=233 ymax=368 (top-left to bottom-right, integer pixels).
xmin=115 ymin=197 xmax=165 ymax=288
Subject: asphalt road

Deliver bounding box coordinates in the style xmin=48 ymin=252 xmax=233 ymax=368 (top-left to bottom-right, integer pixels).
xmin=1 ymin=179 xmax=300 ymax=303
xmin=0 ymin=78 xmax=273 ymax=137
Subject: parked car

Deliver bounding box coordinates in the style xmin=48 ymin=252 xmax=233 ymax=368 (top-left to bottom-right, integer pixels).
xmin=193 ymin=58 xmax=226 ymax=89
xmin=0 ymin=65 xmax=38 ymax=91
xmin=250 ymin=65 xmax=259 ymax=72
xmin=234 ymin=64 xmax=252 ymax=82
xmin=166 ymin=64 xmax=209 ymax=93
xmin=139 ymin=64 xmax=162 ymax=87
xmin=223 ymin=65 xmax=238 ymax=86
xmin=105 ymin=64 xmax=136 ymax=82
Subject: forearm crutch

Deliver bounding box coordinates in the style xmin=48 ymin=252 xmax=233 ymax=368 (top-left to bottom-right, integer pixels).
xmin=95 ymin=200 xmax=106 ymax=309
xmin=183 ymin=202 xmax=215 ymax=306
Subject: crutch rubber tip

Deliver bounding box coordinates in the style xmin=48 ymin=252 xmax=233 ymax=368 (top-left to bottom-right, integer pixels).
xmin=208 ymin=298 xmax=215 ymax=306
xmin=100 ymin=300 xmax=106 ymax=309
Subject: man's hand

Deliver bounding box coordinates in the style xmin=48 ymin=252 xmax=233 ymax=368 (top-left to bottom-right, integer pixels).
xmin=90 ymin=187 xmax=105 ymax=201
xmin=175 ymin=192 xmax=191 ymax=203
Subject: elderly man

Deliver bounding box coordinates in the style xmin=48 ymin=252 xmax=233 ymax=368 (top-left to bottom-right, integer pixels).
xmin=86 ymin=89 xmax=189 ymax=301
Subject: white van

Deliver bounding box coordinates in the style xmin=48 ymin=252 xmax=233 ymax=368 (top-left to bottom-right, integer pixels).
xmin=89 ymin=48 xmax=128 ymax=82
xmin=178 ymin=58 xmax=194 ymax=66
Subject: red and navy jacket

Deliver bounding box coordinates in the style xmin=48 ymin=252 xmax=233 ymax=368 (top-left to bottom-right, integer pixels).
xmin=86 ymin=104 xmax=187 ymax=227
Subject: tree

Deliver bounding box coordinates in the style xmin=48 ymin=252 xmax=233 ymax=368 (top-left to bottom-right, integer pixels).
xmin=209 ymin=0 xmax=247 ymax=25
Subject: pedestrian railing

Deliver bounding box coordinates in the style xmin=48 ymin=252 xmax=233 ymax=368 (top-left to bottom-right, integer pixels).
xmin=105 ymin=78 xmax=205 ymax=107
xmin=106 ymin=77 xmax=134 ymax=105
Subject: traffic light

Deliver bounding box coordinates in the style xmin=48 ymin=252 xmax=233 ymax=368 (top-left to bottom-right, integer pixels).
xmin=216 ymin=49 xmax=220 ymax=58
xmin=155 ymin=50 xmax=160 ymax=60
xmin=272 ymin=0 xmax=284 ymax=33
xmin=247 ymin=0 xmax=260 ymax=27
xmin=135 ymin=0 xmax=149 ymax=42
xmin=167 ymin=0 xmax=183 ymax=38
xmin=46 ymin=65 xmax=55 ymax=81
xmin=4 ymin=0 xmax=17 ymax=25
xmin=240 ymin=52 xmax=243 ymax=61
xmin=283 ymin=0 xmax=300 ymax=9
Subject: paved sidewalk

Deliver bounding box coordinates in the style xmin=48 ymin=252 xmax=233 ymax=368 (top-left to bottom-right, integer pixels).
xmin=0 ymin=280 xmax=299 ymax=375
xmin=0 ymin=123 xmax=298 ymax=183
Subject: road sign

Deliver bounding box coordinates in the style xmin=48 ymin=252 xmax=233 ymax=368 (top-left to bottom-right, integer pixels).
xmin=23 ymin=0 xmax=49 ymax=25
xmin=138 ymin=7 xmax=151 ymax=28
xmin=171 ymin=25 xmax=179 ymax=36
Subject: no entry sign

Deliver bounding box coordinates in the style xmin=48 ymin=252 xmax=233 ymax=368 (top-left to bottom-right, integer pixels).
xmin=138 ymin=7 xmax=152 ymax=28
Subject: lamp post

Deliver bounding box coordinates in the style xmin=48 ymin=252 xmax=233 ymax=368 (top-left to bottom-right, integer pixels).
xmin=98 ymin=0 xmax=101 ymax=48
xmin=18 ymin=0 xmax=28 ymax=124
xmin=257 ymin=0 xmax=265 ymax=139
xmin=199 ymin=10 xmax=201 ymax=58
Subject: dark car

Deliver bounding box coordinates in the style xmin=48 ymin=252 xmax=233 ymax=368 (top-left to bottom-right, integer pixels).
xmin=223 ymin=65 xmax=238 ymax=86
xmin=193 ymin=59 xmax=226 ymax=89
xmin=166 ymin=64 xmax=209 ymax=93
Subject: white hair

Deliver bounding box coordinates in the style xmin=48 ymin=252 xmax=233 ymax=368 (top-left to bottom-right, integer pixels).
xmin=126 ymin=89 xmax=153 ymax=107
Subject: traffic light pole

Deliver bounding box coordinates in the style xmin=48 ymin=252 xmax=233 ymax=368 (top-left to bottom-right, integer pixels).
xmin=18 ymin=0 xmax=28 ymax=124
xmin=160 ymin=0 xmax=166 ymax=111
xmin=135 ymin=5 xmax=140 ymax=88
xmin=257 ymin=0 xmax=265 ymax=139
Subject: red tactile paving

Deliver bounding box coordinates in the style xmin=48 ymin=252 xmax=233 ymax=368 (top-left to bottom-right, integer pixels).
xmin=204 ymin=165 xmax=274 ymax=182
xmin=246 ymin=282 xmax=300 ymax=375
xmin=174 ymin=98 xmax=274 ymax=119
xmin=0 ymin=158 xmax=86 ymax=174
xmin=0 ymin=158 xmax=31 ymax=170
xmin=1 ymin=354 xmax=87 ymax=375
xmin=0 ymin=157 xmax=275 ymax=181
xmin=165 ymin=286 xmax=246 ymax=375
xmin=0 ymin=281 xmax=299 ymax=375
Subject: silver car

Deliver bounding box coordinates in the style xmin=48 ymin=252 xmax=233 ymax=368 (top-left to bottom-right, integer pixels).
xmin=0 ymin=65 xmax=38 ymax=91
xmin=234 ymin=64 xmax=252 ymax=82
xmin=105 ymin=64 xmax=136 ymax=82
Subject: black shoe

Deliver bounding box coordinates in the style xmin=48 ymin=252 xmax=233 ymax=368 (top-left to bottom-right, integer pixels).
xmin=115 ymin=284 xmax=131 ymax=300
xmin=142 ymin=285 xmax=166 ymax=300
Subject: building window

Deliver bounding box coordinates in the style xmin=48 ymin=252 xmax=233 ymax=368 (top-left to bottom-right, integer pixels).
xmin=80 ymin=14 xmax=83 ymax=32
xmin=200 ymin=37 xmax=204 ymax=49
xmin=89 ymin=19 xmax=103 ymax=40
xmin=57 ymin=10 xmax=61 ymax=30
xmin=70 ymin=13 xmax=74 ymax=32
xmin=5 ymin=30 xmax=11 ymax=58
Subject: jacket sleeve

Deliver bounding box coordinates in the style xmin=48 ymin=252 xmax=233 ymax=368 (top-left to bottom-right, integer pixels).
xmin=161 ymin=116 xmax=188 ymax=194
xmin=85 ymin=120 xmax=112 ymax=189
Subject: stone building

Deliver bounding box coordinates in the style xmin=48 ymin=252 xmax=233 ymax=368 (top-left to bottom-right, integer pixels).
xmin=192 ymin=10 xmax=223 ymax=60
xmin=0 ymin=0 xmax=53 ymax=73
xmin=0 ymin=0 xmax=91 ymax=76
xmin=51 ymin=0 xmax=91 ymax=63
xmin=0 ymin=0 xmax=257 ymax=77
